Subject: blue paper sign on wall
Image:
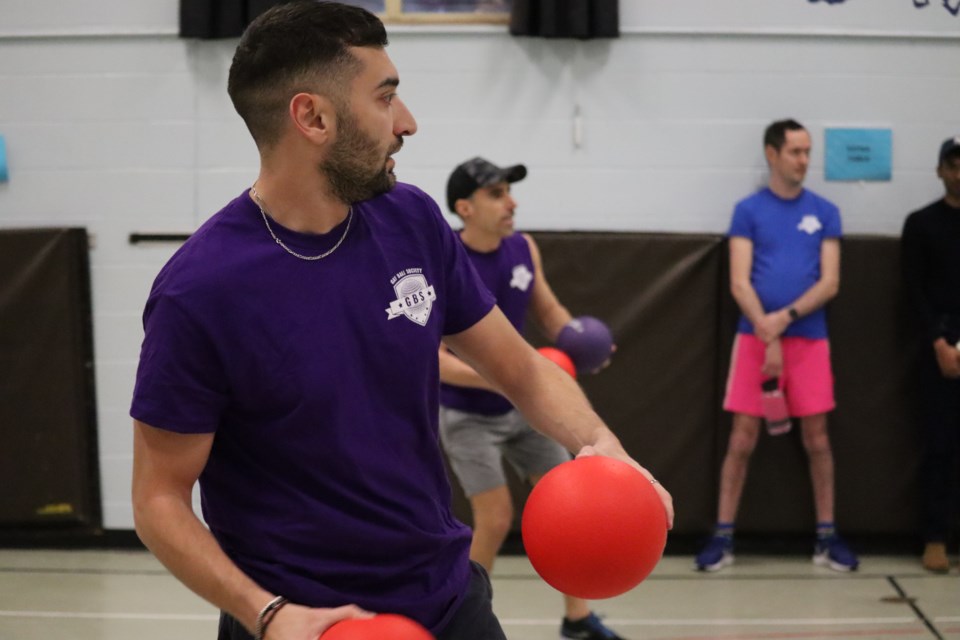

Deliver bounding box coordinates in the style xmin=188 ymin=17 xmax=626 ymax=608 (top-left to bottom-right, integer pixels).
xmin=825 ymin=128 xmax=892 ymax=181
xmin=0 ymin=135 xmax=8 ymax=182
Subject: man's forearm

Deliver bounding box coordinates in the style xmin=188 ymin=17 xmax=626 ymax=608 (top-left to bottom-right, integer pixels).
xmin=135 ymin=495 xmax=272 ymax=633
xmin=502 ymin=350 xmax=621 ymax=458
xmin=438 ymin=348 xmax=498 ymax=392
xmin=783 ymin=275 xmax=839 ymax=318
xmin=731 ymin=281 xmax=768 ymax=328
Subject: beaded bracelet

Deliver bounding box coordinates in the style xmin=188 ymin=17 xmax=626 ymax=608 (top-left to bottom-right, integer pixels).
xmin=255 ymin=595 xmax=288 ymax=640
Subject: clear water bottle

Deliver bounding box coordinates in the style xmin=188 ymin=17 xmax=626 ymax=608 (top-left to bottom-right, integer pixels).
xmin=760 ymin=377 xmax=791 ymax=436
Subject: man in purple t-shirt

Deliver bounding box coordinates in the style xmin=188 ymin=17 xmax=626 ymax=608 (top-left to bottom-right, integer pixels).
xmin=129 ymin=4 xmax=673 ymax=640
xmin=694 ymin=119 xmax=858 ymax=574
xmin=438 ymin=157 xmax=624 ymax=640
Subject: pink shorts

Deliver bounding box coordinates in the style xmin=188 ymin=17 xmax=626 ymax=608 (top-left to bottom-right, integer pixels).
xmin=723 ymin=333 xmax=835 ymax=418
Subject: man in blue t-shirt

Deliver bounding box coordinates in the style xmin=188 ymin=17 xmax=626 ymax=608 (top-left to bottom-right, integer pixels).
xmin=438 ymin=157 xmax=623 ymax=640
xmin=129 ymin=4 xmax=674 ymax=640
xmin=694 ymin=119 xmax=859 ymax=574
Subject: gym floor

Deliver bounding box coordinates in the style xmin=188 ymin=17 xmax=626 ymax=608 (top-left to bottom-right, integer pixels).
xmin=0 ymin=549 xmax=958 ymax=640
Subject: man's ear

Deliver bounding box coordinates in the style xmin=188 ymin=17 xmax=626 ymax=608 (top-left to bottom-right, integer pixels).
xmin=763 ymin=144 xmax=778 ymax=166
xmin=454 ymin=198 xmax=473 ymax=219
xmin=289 ymin=93 xmax=337 ymax=146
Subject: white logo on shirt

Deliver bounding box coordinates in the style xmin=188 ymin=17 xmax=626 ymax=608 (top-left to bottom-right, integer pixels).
xmin=386 ymin=268 xmax=436 ymax=326
xmin=797 ymin=215 xmax=822 ymax=235
xmin=510 ymin=264 xmax=533 ymax=291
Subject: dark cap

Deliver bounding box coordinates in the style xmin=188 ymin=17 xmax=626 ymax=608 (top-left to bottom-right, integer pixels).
xmin=939 ymin=136 xmax=960 ymax=166
xmin=446 ymin=157 xmax=527 ymax=212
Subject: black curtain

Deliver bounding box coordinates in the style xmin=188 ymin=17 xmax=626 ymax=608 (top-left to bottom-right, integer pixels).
xmin=510 ymin=0 xmax=619 ymax=39
xmin=180 ymin=0 xmax=281 ymax=39
xmin=0 ymin=229 xmax=100 ymax=530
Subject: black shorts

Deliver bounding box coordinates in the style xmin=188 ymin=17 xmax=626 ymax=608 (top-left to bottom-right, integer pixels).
xmin=217 ymin=562 xmax=506 ymax=640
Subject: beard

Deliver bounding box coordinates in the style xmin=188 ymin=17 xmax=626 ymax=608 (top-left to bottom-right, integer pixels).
xmin=946 ymin=183 xmax=960 ymax=204
xmin=322 ymin=110 xmax=402 ymax=204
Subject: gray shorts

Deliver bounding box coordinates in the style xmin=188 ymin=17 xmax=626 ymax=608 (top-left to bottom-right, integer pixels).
xmin=439 ymin=407 xmax=572 ymax=497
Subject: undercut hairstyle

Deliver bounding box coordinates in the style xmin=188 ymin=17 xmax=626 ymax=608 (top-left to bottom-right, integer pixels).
xmin=763 ymin=119 xmax=806 ymax=152
xmin=227 ymin=1 xmax=388 ymax=149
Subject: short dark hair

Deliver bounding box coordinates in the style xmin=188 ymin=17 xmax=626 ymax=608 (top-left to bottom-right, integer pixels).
xmin=763 ymin=119 xmax=806 ymax=151
xmin=227 ymin=1 xmax=388 ymax=149
xmin=939 ymin=137 xmax=960 ymax=167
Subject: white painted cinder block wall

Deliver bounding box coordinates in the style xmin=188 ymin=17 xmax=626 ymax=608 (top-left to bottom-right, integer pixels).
xmin=0 ymin=0 xmax=957 ymax=529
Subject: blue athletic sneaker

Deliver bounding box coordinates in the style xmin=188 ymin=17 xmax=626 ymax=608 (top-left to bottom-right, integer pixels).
xmin=695 ymin=535 xmax=734 ymax=572
xmin=560 ymin=612 xmax=626 ymax=640
xmin=813 ymin=534 xmax=859 ymax=572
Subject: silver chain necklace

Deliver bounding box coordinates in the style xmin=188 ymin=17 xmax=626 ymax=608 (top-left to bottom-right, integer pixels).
xmin=251 ymin=186 xmax=353 ymax=261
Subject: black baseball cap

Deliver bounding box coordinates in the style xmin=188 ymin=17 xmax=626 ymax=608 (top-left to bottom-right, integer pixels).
xmin=446 ymin=157 xmax=527 ymax=212
xmin=938 ymin=136 xmax=960 ymax=166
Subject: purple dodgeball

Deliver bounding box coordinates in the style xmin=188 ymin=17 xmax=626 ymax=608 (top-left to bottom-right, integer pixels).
xmin=555 ymin=316 xmax=613 ymax=373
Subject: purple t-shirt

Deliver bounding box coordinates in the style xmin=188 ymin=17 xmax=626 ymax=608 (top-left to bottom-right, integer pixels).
xmin=440 ymin=233 xmax=535 ymax=416
xmin=130 ymin=184 xmax=495 ymax=633
xmin=728 ymin=187 xmax=842 ymax=339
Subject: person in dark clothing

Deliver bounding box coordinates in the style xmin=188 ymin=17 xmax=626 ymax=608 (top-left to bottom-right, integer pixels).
xmin=901 ymin=135 xmax=960 ymax=573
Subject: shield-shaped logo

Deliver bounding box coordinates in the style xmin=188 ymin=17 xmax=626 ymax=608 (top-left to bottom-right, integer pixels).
xmin=386 ymin=273 xmax=437 ymax=326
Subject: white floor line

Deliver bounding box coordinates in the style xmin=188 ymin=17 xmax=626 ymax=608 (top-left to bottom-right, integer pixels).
xmin=2 ymin=611 xmax=952 ymax=627
xmin=0 ymin=611 xmax=218 ymax=621
xmin=500 ymin=617 xmax=920 ymax=626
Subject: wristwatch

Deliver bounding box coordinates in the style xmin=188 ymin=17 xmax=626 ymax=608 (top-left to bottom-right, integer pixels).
xmin=788 ymin=307 xmax=800 ymax=322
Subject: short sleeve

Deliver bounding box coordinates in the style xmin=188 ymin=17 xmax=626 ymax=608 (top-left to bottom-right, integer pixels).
xmin=130 ymin=291 xmax=229 ymax=434
xmin=823 ymin=202 xmax=842 ymax=238
xmin=728 ymin=200 xmax=754 ymax=239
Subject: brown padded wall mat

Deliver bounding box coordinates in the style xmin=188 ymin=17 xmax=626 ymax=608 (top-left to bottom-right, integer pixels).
xmin=827 ymin=237 xmax=922 ymax=533
xmin=445 ymin=232 xmax=923 ymax=538
xmin=0 ymin=228 xmax=922 ymax=538
xmin=529 ymin=232 xmax=724 ymax=535
xmin=0 ymin=228 xmax=100 ymax=529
